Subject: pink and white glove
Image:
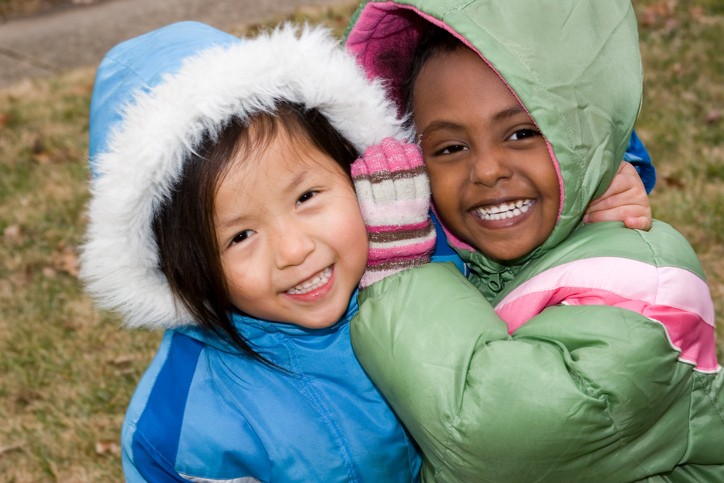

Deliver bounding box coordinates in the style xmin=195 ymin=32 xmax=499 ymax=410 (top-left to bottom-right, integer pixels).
xmin=352 ymin=137 xmax=436 ymax=289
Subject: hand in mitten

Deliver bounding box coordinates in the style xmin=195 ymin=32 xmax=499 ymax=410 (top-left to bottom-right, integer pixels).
xmin=352 ymin=137 xmax=436 ymax=289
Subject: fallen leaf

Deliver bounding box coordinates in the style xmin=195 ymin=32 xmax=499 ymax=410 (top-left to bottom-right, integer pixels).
xmin=663 ymin=175 xmax=686 ymax=189
xmin=0 ymin=443 xmax=24 ymax=455
xmin=42 ymin=266 xmax=57 ymax=278
xmin=95 ymin=440 xmax=121 ymax=456
xmin=706 ymin=110 xmax=721 ymax=124
xmin=55 ymin=247 xmax=79 ymax=277
xmin=3 ymin=224 xmax=22 ymax=243
xmin=32 ymin=152 xmax=53 ymax=165
xmin=640 ymin=2 xmax=673 ymax=27
xmin=32 ymin=137 xmax=46 ymax=154
xmin=110 ymin=355 xmax=134 ymax=367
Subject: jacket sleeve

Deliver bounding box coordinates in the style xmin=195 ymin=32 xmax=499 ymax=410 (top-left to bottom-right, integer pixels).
xmin=122 ymin=423 xmax=189 ymax=482
xmin=623 ymin=129 xmax=656 ymax=193
xmin=352 ymin=262 xmax=717 ymax=482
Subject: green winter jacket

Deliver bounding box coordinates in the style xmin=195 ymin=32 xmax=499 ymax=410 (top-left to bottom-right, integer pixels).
xmin=346 ymin=1 xmax=723 ymax=481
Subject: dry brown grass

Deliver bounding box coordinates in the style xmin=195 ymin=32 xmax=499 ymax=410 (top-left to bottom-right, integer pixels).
xmin=635 ymin=0 xmax=723 ymax=357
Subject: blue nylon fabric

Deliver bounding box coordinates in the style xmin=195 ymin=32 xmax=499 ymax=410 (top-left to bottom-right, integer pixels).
xmin=624 ymin=130 xmax=656 ymax=193
xmin=88 ymin=21 xmax=240 ymax=177
xmin=430 ymin=210 xmax=468 ymax=275
xmin=125 ymin=332 xmax=204 ymax=482
xmin=122 ymin=309 xmax=421 ymax=481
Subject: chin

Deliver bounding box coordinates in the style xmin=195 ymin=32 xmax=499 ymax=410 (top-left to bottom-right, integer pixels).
xmin=299 ymin=317 xmax=341 ymax=330
xmin=307 ymin=307 xmax=348 ymax=329
xmin=479 ymin=244 xmax=528 ymax=262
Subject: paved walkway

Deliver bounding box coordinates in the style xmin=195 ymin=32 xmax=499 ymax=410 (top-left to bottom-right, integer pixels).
xmin=0 ymin=0 xmax=352 ymax=89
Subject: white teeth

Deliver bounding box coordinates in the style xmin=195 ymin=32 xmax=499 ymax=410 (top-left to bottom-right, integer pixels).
xmin=474 ymin=199 xmax=533 ymax=221
xmin=287 ymin=267 xmax=332 ymax=295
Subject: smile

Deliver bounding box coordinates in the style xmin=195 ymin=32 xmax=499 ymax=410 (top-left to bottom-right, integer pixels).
xmin=473 ymin=199 xmax=534 ymax=221
xmin=286 ymin=267 xmax=333 ymax=295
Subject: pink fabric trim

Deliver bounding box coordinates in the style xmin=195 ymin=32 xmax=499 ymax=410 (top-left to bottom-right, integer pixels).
xmin=545 ymin=141 xmax=565 ymax=222
xmin=367 ymin=238 xmax=436 ymax=265
xmin=430 ymin=204 xmax=475 ymax=252
xmin=366 ymin=220 xmax=430 ymax=234
xmin=495 ymin=257 xmax=718 ymax=371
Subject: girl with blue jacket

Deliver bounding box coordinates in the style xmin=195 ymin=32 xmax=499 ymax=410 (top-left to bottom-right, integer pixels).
xmin=80 ymin=22 xmax=422 ymax=482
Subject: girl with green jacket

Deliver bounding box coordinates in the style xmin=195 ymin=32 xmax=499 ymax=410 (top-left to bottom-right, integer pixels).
xmin=346 ymin=1 xmax=722 ymax=481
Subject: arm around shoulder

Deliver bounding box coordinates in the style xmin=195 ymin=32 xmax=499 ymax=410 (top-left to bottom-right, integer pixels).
xmin=352 ymin=260 xmax=721 ymax=481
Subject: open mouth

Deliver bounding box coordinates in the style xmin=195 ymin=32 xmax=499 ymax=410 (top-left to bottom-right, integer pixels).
xmin=472 ymin=199 xmax=534 ymax=221
xmin=286 ymin=267 xmax=333 ymax=295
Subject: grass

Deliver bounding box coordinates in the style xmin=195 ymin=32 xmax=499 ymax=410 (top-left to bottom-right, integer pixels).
xmin=0 ymin=66 xmax=155 ymax=480
xmin=636 ymin=0 xmax=724 ymax=334
xmin=0 ymin=0 xmax=721 ymax=480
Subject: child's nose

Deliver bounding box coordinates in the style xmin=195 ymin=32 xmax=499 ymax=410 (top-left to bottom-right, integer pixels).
xmin=273 ymin=222 xmax=315 ymax=269
xmin=469 ymin=149 xmax=513 ymax=186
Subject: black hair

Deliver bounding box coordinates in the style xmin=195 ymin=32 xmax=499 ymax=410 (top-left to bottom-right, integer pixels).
xmin=152 ymin=102 xmax=358 ymax=363
xmin=402 ymin=26 xmax=466 ymax=125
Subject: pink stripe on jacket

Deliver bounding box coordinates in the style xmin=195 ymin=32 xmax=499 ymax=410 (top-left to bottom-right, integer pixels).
xmin=495 ymin=257 xmax=718 ymax=372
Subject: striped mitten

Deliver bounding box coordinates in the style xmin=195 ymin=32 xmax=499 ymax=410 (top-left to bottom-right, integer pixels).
xmin=352 ymin=137 xmax=436 ymax=289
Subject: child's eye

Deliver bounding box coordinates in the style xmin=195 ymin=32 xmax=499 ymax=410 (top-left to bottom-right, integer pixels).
xmin=230 ymin=229 xmax=255 ymax=246
xmin=434 ymin=144 xmax=468 ymax=156
xmin=296 ymin=190 xmax=318 ymax=205
xmin=507 ymin=128 xmax=541 ymax=141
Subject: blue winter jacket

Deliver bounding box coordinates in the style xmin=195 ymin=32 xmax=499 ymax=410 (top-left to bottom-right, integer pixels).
xmin=122 ymin=300 xmax=421 ymax=482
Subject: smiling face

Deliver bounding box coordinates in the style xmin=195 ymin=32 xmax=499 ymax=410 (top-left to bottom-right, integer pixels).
xmin=213 ymin=126 xmax=368 ymax=329
xmin=412 ymin=46 xmax=560 ymax=262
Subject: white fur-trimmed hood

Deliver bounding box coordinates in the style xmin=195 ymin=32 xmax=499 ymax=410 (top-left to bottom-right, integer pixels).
xmin=80 ymin=21 xmax=407 ymax=329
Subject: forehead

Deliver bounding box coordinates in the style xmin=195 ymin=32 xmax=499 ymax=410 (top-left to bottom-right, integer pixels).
xmin=218 ymin=128 xmax=346 ymax=200
xmin=419 ymin=47 xmax=510 ymax=97
xmin=413 ymin=47 xmax=523 ymax=126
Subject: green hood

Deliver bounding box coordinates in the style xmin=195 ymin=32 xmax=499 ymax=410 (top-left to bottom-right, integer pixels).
xmin=346 ymin=0 xmax=643 ymax=257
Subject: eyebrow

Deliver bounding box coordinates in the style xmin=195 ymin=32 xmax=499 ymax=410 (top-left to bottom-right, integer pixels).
xmin=284 ymin=168 xmax=310 ymax=195
xmin=494 ymin=105 xmax=530 ymax=122
xmin=419 ymin=105 xmax=531 ymax=139
xmin=217 ymin=212 xmax=249 ymax=232
xmin=217 ymin=165 xmax=311 ymax=230
xmin=419 ymin=120 xmax=464 ymax=138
